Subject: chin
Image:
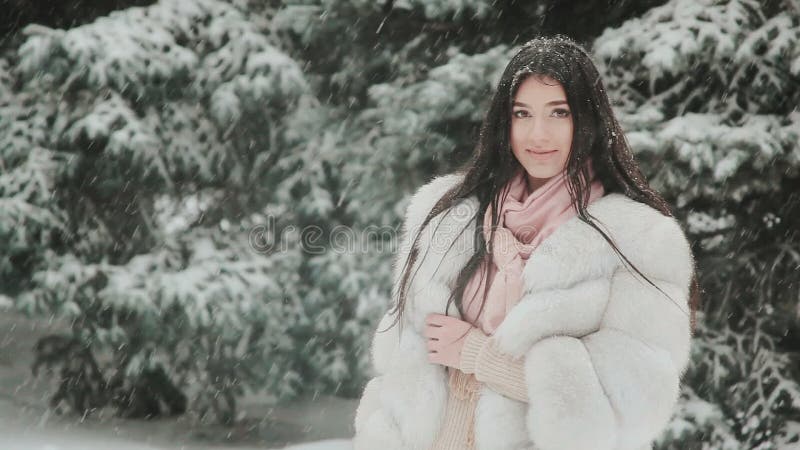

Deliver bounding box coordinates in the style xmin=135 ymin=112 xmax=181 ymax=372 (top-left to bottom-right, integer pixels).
xmin=523 ymin=167 xmax=561 ymax=180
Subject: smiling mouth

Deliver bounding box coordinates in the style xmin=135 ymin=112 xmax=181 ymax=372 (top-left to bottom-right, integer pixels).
xmin=527 ymin=149 xmax=557 ymax=154
xmin=526 ymin=149 xmax=558 ymax=161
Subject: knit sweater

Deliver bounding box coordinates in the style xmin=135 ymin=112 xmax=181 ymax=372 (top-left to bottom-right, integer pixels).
xmin=429 ymin=328 xmax=528 ymax=449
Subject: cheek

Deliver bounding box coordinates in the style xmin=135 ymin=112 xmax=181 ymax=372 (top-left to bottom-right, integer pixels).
xmin=509 ymin=125 xmax=526 ymax=156
xmin=558 ymin=122 xmax=574 ymax=146
xmin=509 ymin=123 xmax=523 ymax=146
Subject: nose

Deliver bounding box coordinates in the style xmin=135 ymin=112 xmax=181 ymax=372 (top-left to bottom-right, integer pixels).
xmin=526 ymin=117 xmax=550 ymax=148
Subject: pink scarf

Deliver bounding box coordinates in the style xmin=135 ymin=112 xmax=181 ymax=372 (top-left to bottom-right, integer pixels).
xmin=461 ymin=162 xmax=605 ymax=335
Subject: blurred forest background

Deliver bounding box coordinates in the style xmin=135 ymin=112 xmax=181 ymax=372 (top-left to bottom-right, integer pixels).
xmin=0 ymin=0 xmax=798 ymax=448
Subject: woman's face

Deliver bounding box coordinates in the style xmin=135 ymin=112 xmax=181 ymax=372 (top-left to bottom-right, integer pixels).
xmin=510 ymin=75 xmax=573 ymax=191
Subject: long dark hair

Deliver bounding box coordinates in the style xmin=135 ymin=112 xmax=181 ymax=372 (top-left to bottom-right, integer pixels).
xmin=389 ymin=35 xmax=700 ymax=334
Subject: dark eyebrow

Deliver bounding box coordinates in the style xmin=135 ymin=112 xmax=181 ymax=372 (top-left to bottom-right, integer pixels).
xmin=513 ymin=100 xmax=569 ymax=107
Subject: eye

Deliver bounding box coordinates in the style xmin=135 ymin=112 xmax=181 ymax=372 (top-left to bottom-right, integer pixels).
xmin=552 ymin=108 xmax=571 ymax=118
xmin=513 ymin=109 xmax=530 ymax=119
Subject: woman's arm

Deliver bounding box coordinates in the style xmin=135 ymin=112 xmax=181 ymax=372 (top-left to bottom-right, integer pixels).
xmin=521 ymin=218 xmax=694 ymax=450
xmin=355 ymin=173 xmax=466 ymax=449
xmin=460 ymin=328 xmax=528 ymax=403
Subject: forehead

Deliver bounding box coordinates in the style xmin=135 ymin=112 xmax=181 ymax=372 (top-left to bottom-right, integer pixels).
xmin=513 ymin=75 xmax=567 ymax=103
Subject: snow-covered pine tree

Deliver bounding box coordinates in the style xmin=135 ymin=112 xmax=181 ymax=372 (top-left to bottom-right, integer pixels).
xmin=594 ymin=0 xmax=800 ymax=447
xmin=0 ymin=50 xmax=70 ymax=297
xmin=3 ymin=0 xmax=312 ymax=422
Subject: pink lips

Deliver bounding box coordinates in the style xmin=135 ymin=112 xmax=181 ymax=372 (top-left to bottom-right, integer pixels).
xmin=526 ymin=149 xmax=558 ymax=160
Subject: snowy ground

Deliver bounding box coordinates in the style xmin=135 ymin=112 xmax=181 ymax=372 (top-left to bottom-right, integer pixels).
xmin=0 ymin=310 xmax=355 ymax=450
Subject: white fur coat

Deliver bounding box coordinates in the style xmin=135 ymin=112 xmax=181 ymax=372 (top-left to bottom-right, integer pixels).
xmin=353 ymin=173 xmax=695 ymax=450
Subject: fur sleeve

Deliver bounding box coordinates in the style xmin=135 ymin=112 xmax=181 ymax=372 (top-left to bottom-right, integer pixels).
xmin=354 ymin=173 xmax=464 ymax=448
xmin=523 ymin=216 xmax=695 ymax=450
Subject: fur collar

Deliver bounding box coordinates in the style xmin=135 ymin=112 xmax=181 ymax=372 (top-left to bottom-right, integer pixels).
xmin=399 ymin=172 xmax=693 ymax=346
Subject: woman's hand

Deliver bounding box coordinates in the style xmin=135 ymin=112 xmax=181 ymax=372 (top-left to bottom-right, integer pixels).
xmin=424 ymin=314 xmax=476 ymax=369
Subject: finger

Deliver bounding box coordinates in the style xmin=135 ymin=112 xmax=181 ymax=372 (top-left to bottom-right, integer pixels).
xmin=422 ymin=325 xmax=443 ymax=337
xmin=423 ymin=321 xmax=443 ymax=334
xmin=435 ymin=335 xmax=453 ymax=346
xmin=428 ymin=341 xmax=442 ymax=353
xmin=425 ymin=325 xmax=443 ymax=337
xmin=427 ymin=313 xmax=450 ymax=325
xmin=437 ymin=314 xmax=459 ymax=324
xmin=426 ymin=317 xmax=442 ymax=327
xmin=432 ymin=328 xmax=455 ymax=341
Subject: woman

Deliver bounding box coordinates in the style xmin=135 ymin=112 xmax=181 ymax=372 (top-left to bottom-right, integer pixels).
xmin=353 ymin=35 xmax=699 ymax=450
